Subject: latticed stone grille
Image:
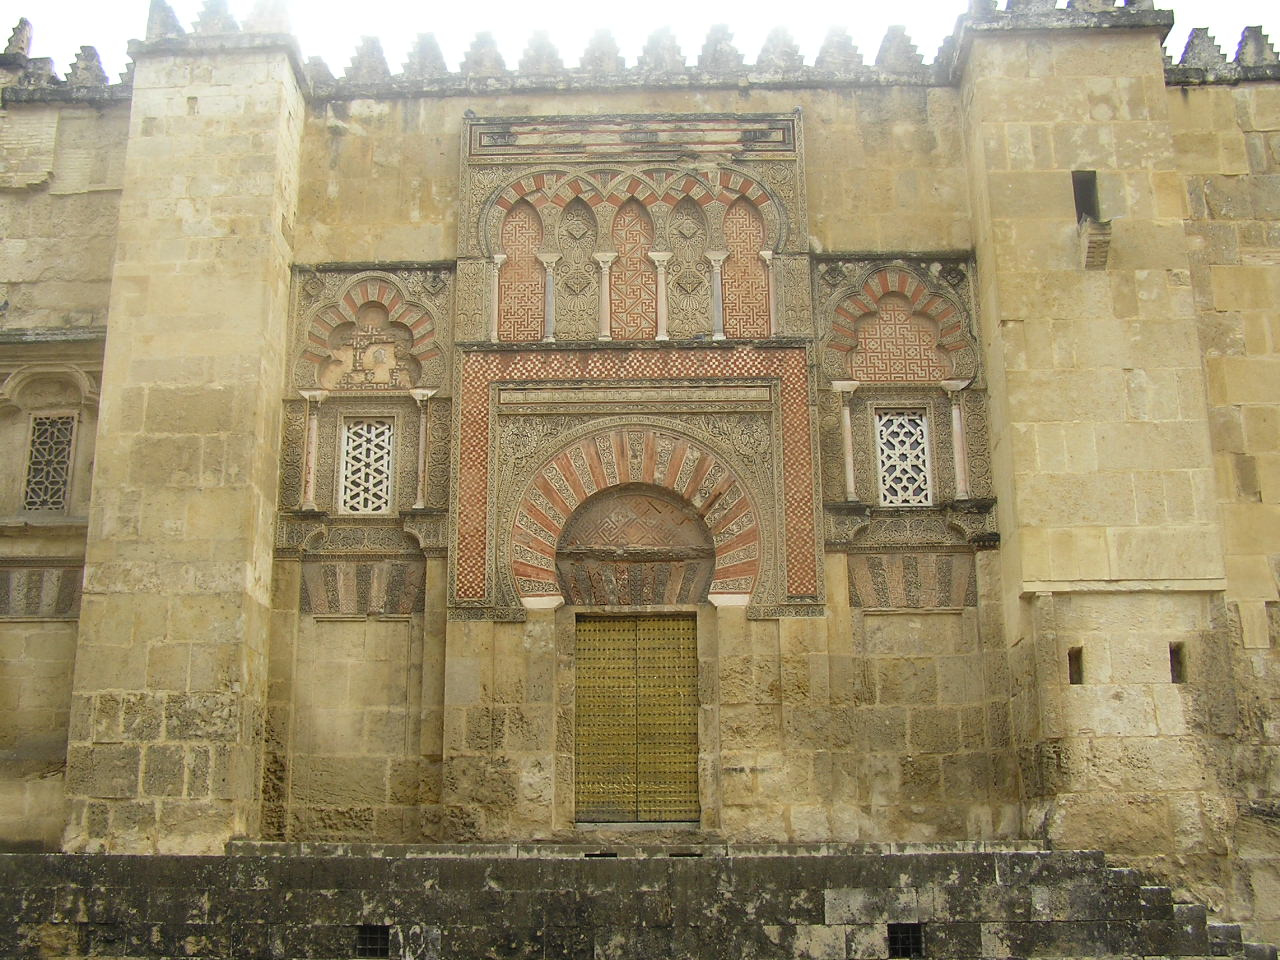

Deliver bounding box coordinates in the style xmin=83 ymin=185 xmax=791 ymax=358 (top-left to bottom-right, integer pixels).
xmin=340 ymin=418 xmax=394 ymax=514
xmin=875 ymin=409 xmax=931 ymax=506
xmin=23 ymin=415 xmax=75 ymax=511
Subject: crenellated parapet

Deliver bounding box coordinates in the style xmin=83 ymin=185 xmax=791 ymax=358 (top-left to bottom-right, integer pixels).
xmin=1166 ymin=25 xmax=1280 ymax=82
xmin=2 ymin=0 xmax=1278 ymax=106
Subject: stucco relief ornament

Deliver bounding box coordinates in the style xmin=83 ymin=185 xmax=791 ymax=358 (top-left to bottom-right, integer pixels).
xmin=319 ymin=302 xmax=419 ymax=390
xmin=298 ymin=274 xmax=442 ymax=391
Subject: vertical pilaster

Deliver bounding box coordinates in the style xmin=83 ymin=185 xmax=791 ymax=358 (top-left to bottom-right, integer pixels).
xmin=63 ymin=30 xmax=304 ymax=853
xmin=955 ymin=7 xmax=1229 ymax=880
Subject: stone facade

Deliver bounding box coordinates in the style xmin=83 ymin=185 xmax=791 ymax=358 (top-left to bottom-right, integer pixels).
xmin=1 ymin=0 xmax=1280 ymax=951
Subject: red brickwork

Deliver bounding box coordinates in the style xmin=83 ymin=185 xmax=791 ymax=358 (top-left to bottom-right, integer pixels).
xmin=609 ymin=199 xmax=658 ymax=340
xmin=498 ymin=200 xmax=545 ymax=341
xmin=455 ymin=346 xmax=818 ymax=604
xmin=829 ymin=267 xmax=959 ymax=382
xmin=511 ymin=427 xmax=762 ymax=599
xmin=722 ymin=198 xmax=770 ymax=338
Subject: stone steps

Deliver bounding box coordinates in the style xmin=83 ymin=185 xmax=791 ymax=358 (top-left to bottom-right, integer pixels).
xmin=0 ymin=845 xmax=1274 ymax=959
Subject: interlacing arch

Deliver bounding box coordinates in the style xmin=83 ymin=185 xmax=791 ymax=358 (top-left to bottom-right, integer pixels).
xmin=510 ymin=426 xmax=762 ymax=602
xmin=827 ymin=266 xmax=979 ymax=383
xmin=483 ymin=165 xmax=784 ymax=256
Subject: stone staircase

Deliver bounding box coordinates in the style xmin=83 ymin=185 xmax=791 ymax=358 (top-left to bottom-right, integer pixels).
xmin=0 ymin=843 xmax=1275 ymax=959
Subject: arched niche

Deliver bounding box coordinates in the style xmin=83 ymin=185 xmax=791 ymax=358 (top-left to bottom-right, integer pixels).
xmin=497 ymin=198 xmax=546 ymax=342
xmin=556 ymin=484 xmax=715 ymax=606
xmin=298 ymin=274 xmax=440 ymax=391
xmin=826 ymin=265 xmax=979 ymax=384
xmin=511 ymin=426 xmax=762 ymax=605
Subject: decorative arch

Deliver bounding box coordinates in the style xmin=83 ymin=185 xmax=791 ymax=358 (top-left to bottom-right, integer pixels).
xmin=554 ymin=197 xmax=600 ymax=340
xmin=498 ymin=199 xmax=546 ymax=342
xmin=0 ymin=363 xmax=98 ymax=413
xmin=609 ymin=198 xmax=658 ymax=340
xmin=827 ymin=266 xmax=978 ymax=383
xmin=299 ymin=274 xmax=440 ymax=390
xmin=480 ymin=165 xmax=786 ymax=257
xmin=511 ymin=427 xmax=762 ymax=603
xmin=722 ymin=197 xmax=770 ymax=338
xmin=556 ymin=485 xmax=715 ymax=606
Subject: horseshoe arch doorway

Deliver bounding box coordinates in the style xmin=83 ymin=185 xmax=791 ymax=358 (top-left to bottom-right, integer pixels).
xmin=558 ymin=485 xmax=711 ymax=824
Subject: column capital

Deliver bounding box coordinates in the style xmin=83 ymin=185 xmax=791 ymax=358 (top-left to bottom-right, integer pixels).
xmin=941 ymin=377 xmax=974 ymax=393
xmin=830 ymin=380 xmax=861 ymax=394
xmin=537 ymin=253 xmax=561 ymax=268
xmin=299 ymin=388 xmax=328 ymax=404
xmin=593 ymin=252 xmax=618 ymax=267
xmin=647 ymin=251 xmax=673 ymax=267
xmin=706 ymin=250 xmax=729 ymax=267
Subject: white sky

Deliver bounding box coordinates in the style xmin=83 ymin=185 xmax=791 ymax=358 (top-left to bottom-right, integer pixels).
xmin=6 ymin=0 xmax=1276 ymax=82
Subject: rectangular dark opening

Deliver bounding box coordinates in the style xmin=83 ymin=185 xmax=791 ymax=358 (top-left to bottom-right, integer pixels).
xmin=888 ymin=922 xmax=925 ymax=959
xmin=355 ymin=924 xmax=391 ymax=959
xmin=584 ymin=851 xmax=618 ymax=858
xmin=1068 ymin=647 xmax=1084 ymax=685
xmin=669 ymin=851 xmax=703 ymax=858
xmin=1072 ymin=170 xmax=1100 ymax=222
xmin=1170 ymin=643 xmax=1187 ymax=684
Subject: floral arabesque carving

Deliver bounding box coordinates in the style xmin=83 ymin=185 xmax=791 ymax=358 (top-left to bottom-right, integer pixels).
xmin=296 ymin=272 xmax=444 ymax=391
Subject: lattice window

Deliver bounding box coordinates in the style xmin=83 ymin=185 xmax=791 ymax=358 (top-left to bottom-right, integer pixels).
xmin=875 ymin=409 xmax=932 ymax=506
xmin=340 ymin=418 xmax=394 ymax=514
xmin=23 ymin=415 xmax=76 ymax=511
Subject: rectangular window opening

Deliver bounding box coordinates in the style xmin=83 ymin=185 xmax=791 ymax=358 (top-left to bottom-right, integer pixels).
xmin=1072 ymin=170 xmax=1100 ymax=223
xmin=340 ymin=418 xmax=395 ymax=514
xmin=24 ymin=414 xmax=76 ymax=512
xmin=1067 ymin=647 xmax=1084 ymax=685
xmin=888 ymin=922 xmax=925 ymax=959
xmin=875 ymin=408 xmax=932 ymax=507
xmin=1170 ymin=643 xmax=1187 ymax=684
xmin=355 ymin=924 xmax=391 ymax=959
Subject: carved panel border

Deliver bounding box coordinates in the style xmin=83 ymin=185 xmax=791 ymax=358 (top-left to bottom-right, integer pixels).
xmin=451 ymin=345 xmax=822 ymax=615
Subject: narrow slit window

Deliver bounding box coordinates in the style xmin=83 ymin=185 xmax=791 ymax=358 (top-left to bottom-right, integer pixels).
xmin=24 ymin=414 xmax=76 ymax=512
xmin=1072 ymin=170 xmax=1100 ymax=223
xmin=876 ymin=409 xmax=932 ymax=506
xmin=1068 ymin=647 xmax=1084 ymax=685
xmin=1169 ymin=643 xmax=1187 ymax=684
xmin=341 ymin=418 xmax=394 ymax=514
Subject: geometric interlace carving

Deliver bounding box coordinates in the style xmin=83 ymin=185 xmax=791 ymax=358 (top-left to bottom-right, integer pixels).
xmin=341 ymin=418 xmax=394 ymax=514
xmin=499 ymin=200 xmax=545 ymax=342
xmin=849 ymin=296 xmax=952 ymax=382
xmin=722 ymin=198 xmax=769 ymax=338
xmin=875 ymin=409 xmax=931 ymax=506
xmin=23 ymin=415 xmax=75 ymax=511
xmin=609 ymin=199 xmax=657 ymax=340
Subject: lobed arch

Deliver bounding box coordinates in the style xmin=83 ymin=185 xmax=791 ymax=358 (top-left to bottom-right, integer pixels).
xmin=481 ymin=165 xmax=786 ymax=258
xmin=298 ymin=273 xmax=441 ymax=390
xmin=509 ymin=426 xmax=763 ymax=604
xmin=826 ymin=265 xmax=979 ymax=383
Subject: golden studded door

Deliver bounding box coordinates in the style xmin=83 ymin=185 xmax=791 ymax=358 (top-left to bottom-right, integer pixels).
xmin=575 ymin=615 xmax=699 ymax=823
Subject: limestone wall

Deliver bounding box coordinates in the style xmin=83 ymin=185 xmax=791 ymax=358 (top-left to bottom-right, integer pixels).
xmin=0 ymin=102 xmax=126 ymax=330
xmin=1174 ymin=79 xmax=1280 ymax=942
xmin=291 ymin=87 xmax=971 ymax=265
xmin=61 ymin=42 xmax=305 ymax=854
